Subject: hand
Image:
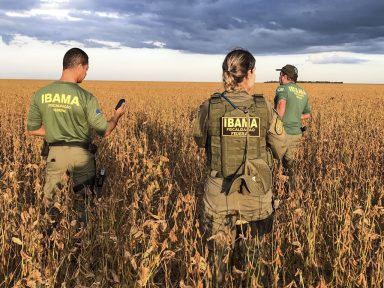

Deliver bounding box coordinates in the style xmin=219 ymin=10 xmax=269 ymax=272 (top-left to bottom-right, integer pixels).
xmin=115 ymin=102 xmax=126 ymax=118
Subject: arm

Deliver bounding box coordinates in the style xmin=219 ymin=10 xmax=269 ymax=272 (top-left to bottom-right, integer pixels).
xmin=28 ymin=126 xmax=46 ymax=137
xmin=27 ymin=94 xmax=45 ymax=137
xmin=193 ymin=101 xmax=209 ymax=148
xmin=301 ymin=113 xmax=311 ymax=129
xmin=276 ymin=99 xmax=286 ymax=118
xmin=267 ymin=109 xmax=287 ymax=160
xmin=103 ymin=104 xmax=126 ymax=137
xmin=86 ymin=95 xmax=126 ymax=138
xmin=301 ymin=97 xmax=311 ymax=126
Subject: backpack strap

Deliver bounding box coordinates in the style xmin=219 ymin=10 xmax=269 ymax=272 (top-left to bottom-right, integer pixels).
xmin=209 ymin=92 xmax=222 ymax=104
xmin=252 ymin=94 xmax=266 ymax=107
xmin=252 ymin=94 xmax=270 ymax=122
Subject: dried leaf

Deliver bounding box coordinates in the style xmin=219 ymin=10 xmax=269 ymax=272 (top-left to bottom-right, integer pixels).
xmin=124 ymin=250 xmax=138 ymax=271
xmin=162 ymin=250 xmax=175 ymax=260
xmin=111 ymin=270 xmax=120 ymax=283
xmin=143 ymin=246 xmax=155 ymax=258
xmin=353 ymin=208 xmax=364 ymax=215
xmin=146 ymin=159 xmax=154 ymax=168
xmin=198 ymin=257 xmax=207 ymax=273
xmin=20 ymin=250 xmax=31 ymax=260
xmin=369 ymin=233 xmax=381 ymax=240
xmin=12 ymin=237 xmax=23 ymax=246
xmin=180 ymin=280 xmax=193 ymax=288
xmin=138 ymin=265 xmax=150 ymax=287
xmin=292 ymin=241 xmax=301 ymax=247
xmin=159 ymin=155 xmax=169 ymax=162
xmin=235 ymin=219 xmax=248 ymax=225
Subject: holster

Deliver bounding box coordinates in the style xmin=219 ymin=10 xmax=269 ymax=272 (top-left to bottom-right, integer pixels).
xmin=41 ymin=140 xmax=50 ymax=157
xmin=88 ymin=143 xmax=98 ymax=154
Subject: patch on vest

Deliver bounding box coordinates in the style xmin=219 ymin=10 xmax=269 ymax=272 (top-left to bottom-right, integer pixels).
xmin=221 ymin=116 xmax=260 ymax=137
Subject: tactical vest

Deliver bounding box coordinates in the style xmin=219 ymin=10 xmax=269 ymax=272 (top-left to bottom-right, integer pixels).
xmin=208 ymin=93 xmax=270 ymax=178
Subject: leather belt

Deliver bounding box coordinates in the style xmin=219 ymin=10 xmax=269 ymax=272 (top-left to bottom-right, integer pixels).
xmin=49 ymin=141 xmax=90 ymax=150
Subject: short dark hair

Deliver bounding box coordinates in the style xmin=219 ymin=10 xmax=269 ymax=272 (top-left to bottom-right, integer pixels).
xmin=63 ymin=48 xmax=88 ymax=70
xmin=277 ymin=64 xmax=298 ymax=83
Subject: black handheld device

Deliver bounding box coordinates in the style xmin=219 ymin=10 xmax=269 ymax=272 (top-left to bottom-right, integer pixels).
xmin=115 ymin=99 xmax=125 ymax=110
xmin=95 ymin=168 xmax=106 ymax=197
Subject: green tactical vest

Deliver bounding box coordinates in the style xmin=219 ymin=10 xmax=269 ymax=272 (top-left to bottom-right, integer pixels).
xmin=208 ymin=93 xmax=270 ymax=178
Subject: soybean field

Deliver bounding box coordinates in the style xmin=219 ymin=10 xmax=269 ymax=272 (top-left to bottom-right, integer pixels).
xmin=0 ymin=80 xmax=383 ymax=287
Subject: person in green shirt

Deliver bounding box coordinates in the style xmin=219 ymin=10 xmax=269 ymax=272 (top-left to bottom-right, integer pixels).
xmin=27 ymin=47 xmax=126 ymax=229
xmin=274 ymin=64 xmax=311 ymax=193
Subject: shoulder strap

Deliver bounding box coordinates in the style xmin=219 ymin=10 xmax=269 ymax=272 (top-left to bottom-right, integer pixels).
xmin=252 ymin=94 xmax=266 ymax=106
xmin=220 ymin=93 xmax=240 ymax=111
xmin=252 ymin=93 xmax=271 ymax=122
xmin=209 ymin=92 xmax=222 ymax=104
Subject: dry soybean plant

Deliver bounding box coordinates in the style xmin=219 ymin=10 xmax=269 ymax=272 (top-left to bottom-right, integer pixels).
xmin=0 ymin=80 xmax=383 ymax=287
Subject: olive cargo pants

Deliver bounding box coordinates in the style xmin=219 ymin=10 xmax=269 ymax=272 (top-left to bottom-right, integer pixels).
xmin=43 ymin=146 xmax=95 ymax=225
xmin=203 ymin=175 xmax=274 ymax=282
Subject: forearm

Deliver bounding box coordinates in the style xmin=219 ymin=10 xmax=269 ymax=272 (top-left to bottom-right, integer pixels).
xmin=193 ymin=102 xmax=209 ymax=148
xmin=301 ymin=113 xmax=311 ymax=127
xmin=103 ymin=115 xmax=122 ymax=137
xmin=28 ymin=126 xmax=46 ymax=137
xmin=102 ymin=102 xmax=126 ymax=137
xmin=301 ymin=113 xmax=311 ymax=120
xmin=276 ymin=100 xmax=286 ymax=118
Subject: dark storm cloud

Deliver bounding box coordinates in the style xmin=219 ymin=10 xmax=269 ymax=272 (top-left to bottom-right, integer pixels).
xmin=1 ymin=0 xmax=383 ymax=57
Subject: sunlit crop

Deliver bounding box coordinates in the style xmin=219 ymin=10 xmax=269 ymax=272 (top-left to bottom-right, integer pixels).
xmin=0 ymin=80 xmax=383 ymax=287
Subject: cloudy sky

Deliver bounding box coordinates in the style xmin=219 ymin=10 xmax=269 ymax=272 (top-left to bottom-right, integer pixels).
xmin=1 ymin=0 xmax=383 ymax=83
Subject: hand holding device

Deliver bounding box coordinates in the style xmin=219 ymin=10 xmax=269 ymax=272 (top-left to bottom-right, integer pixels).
xmin=115 ymin=99 xmax=126 ymax=110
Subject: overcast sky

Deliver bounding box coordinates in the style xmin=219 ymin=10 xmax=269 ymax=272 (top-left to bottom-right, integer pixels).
xmin=1 ymin=0 xmax=383 ymax=83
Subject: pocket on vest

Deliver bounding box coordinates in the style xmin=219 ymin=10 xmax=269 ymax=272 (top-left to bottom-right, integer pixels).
xmin=228 ymin=159 xmax=272 ymax=196
xmin=246 ymin=158 xmax=272 ymax=194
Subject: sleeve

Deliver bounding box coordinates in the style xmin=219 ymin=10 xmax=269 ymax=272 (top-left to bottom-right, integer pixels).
xmin=275 ymin=85 xmax=288 ymax=102
xmin=85 ymin=95 xmax=109 ymax=136
xmin=303 ymin=97 xmax=311 ymax=114
xmin=192 ymin=100 xmax=209 ymax=148
xmin=266 ymin=104 xmax=287 ymax=160
xmin=27 ymin=94 xmax=42 ymax=131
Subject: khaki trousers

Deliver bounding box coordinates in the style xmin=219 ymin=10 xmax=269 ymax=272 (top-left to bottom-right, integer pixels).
xmin=282 ymin=134 xmax=302 ymax=191
xmin=43 ymin=146 xmax=95 ymax=224
xmin=203 ymin=175 xmax=273 ymax=245
xmin=203 ymin=175 xmax=274 ymax=282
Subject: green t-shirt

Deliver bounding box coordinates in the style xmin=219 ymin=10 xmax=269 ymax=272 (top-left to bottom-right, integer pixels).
xmin=27 ymin=81 xmax=108 ymax=143
xmin=274 ymin=83 xmax=311 ymax=135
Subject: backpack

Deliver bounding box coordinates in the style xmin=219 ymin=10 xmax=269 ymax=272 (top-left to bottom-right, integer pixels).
xmin=208 ymin=93 xmax=273 ymax=198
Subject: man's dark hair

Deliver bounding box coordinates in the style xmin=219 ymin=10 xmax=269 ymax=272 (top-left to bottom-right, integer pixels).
xmin=63 ymin=48 xmax=88 ymax=70
xmin=286 ymin=73 xmax=298 ymax=83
